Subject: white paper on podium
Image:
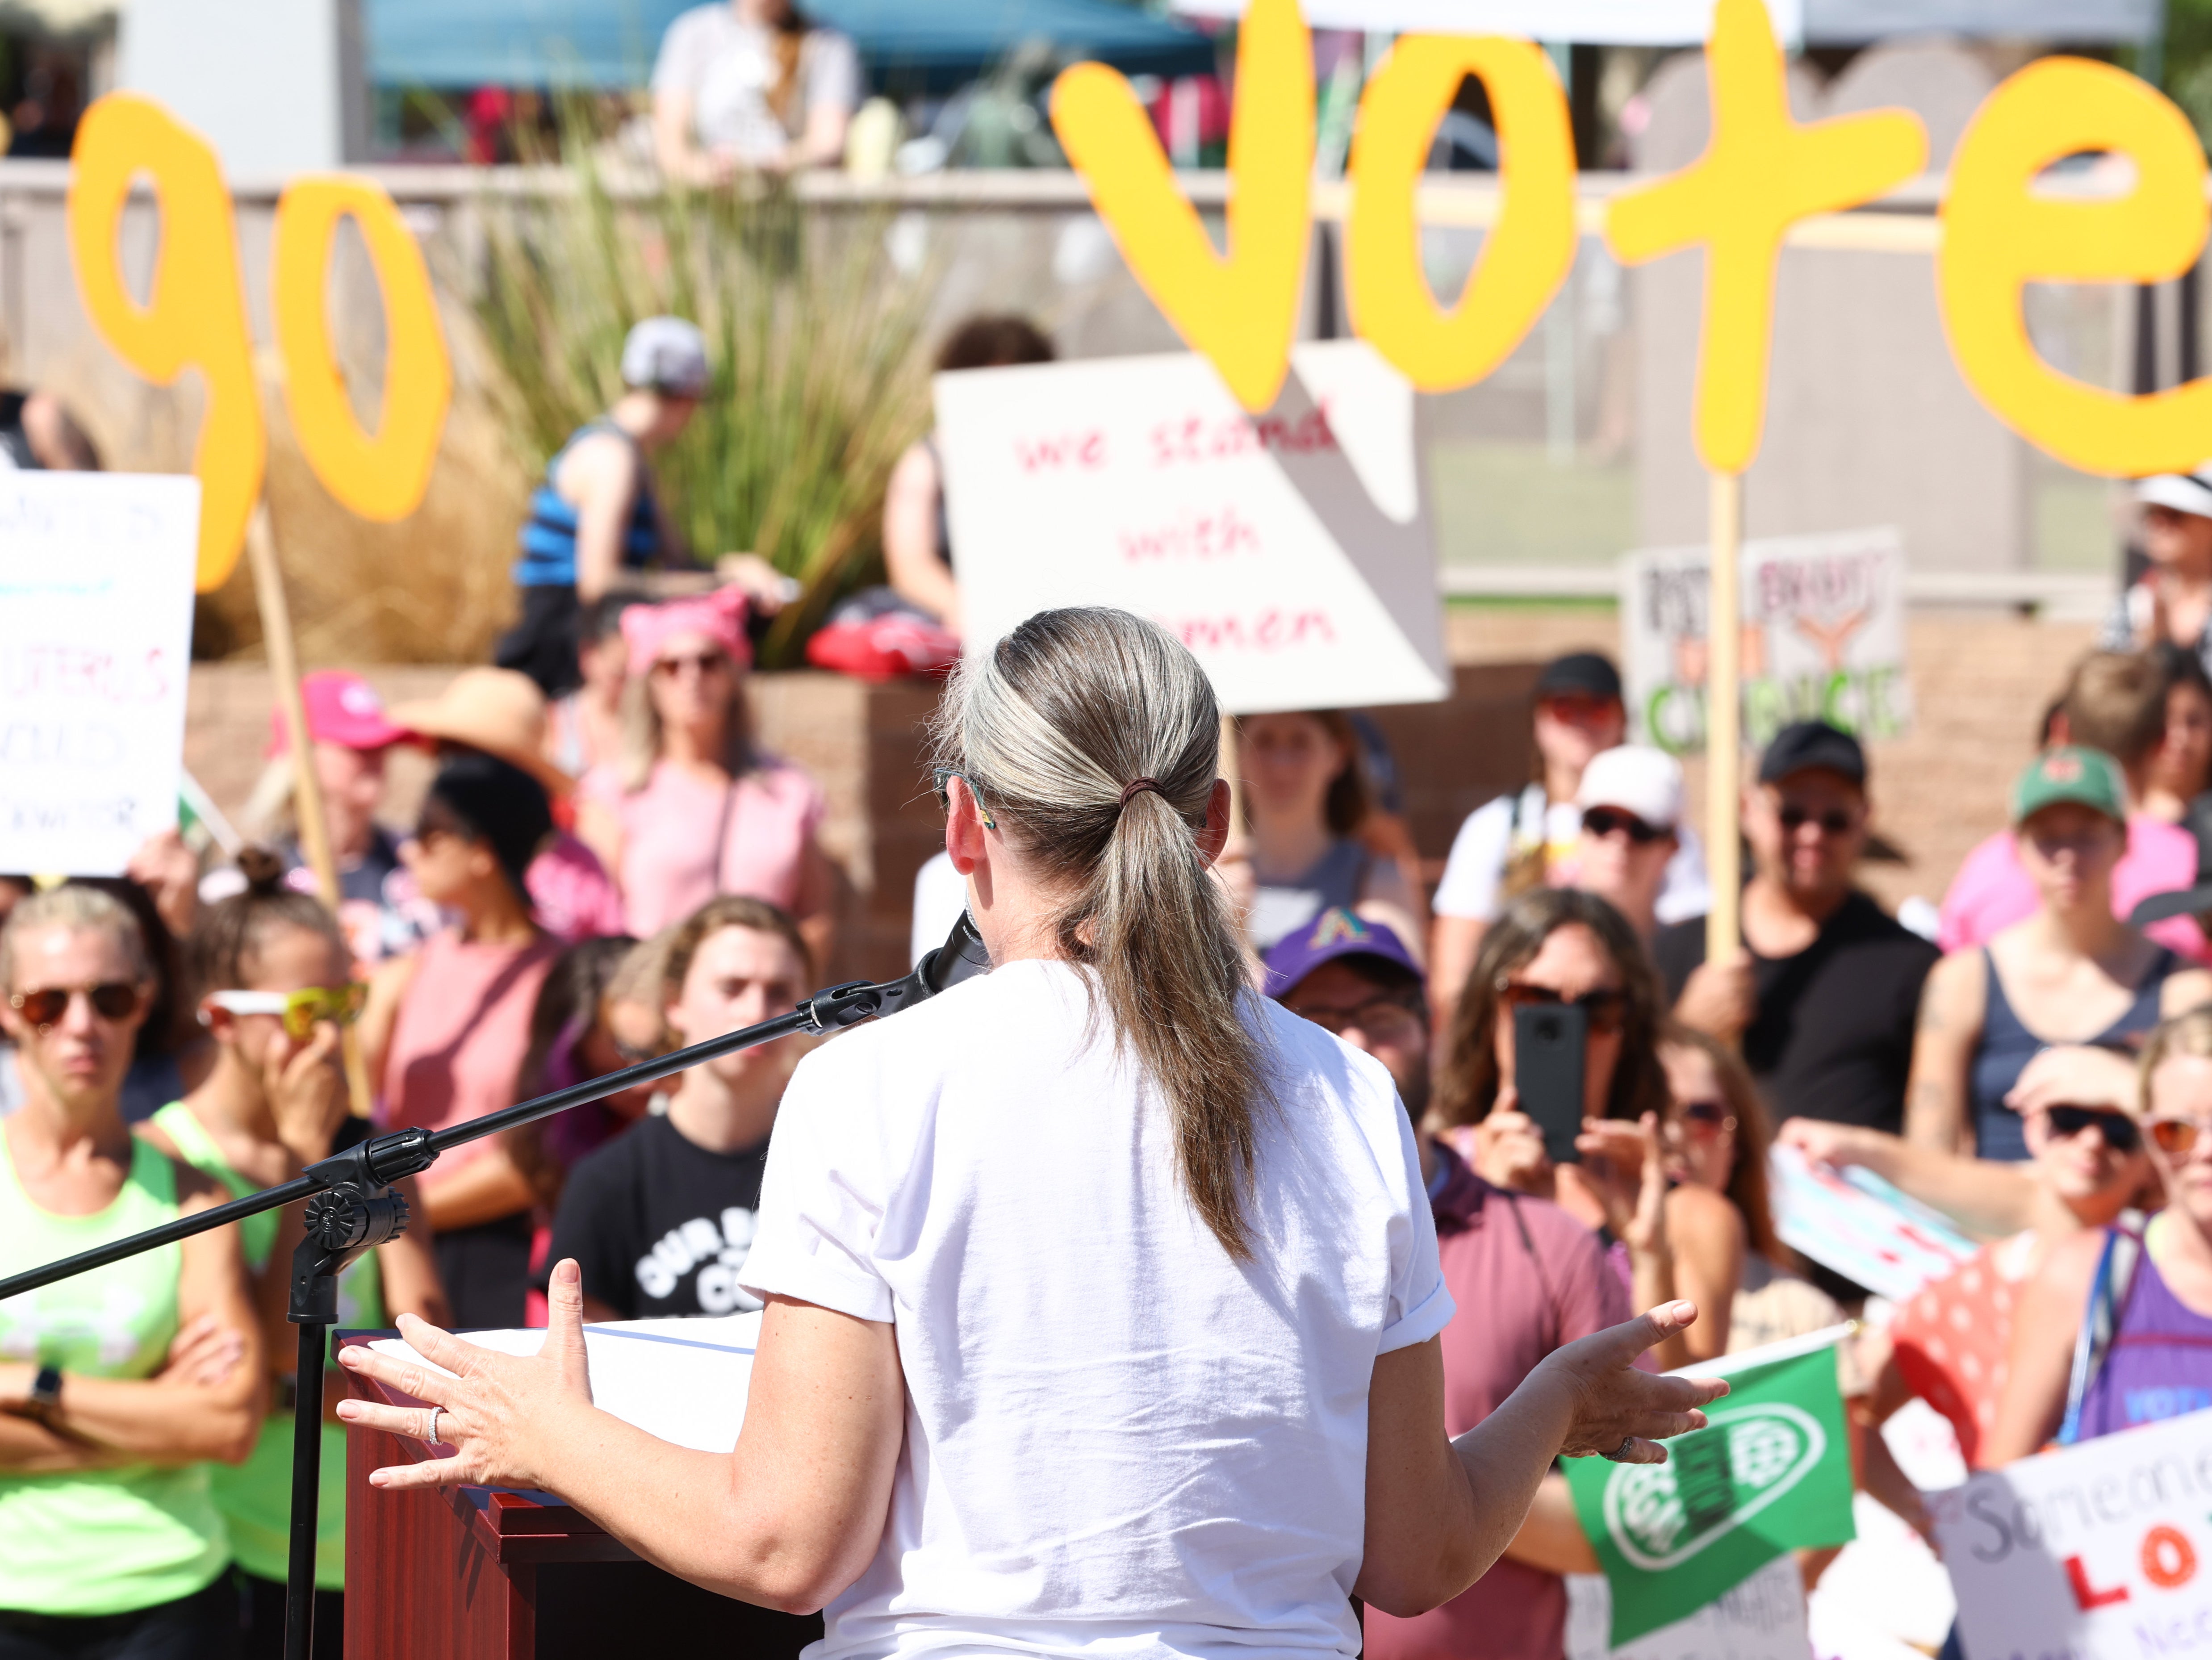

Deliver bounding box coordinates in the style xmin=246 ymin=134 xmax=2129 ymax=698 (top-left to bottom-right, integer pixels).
xmin=368 ymin=1312 xmax=759 ymax=1453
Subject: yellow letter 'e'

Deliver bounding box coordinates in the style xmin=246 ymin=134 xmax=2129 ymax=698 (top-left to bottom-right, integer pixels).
xmin=1347 ymin=36 xmax=1576 ymax=393
xmin=273 ymin=177 xmax=452 ymax=521
xmin=67 ymin=92 xmax=264 ymax=591
xmin=1051 ymin=0 xmax=1312 ymax=413
xmin=1939 ymin=58 xmax=2212 ymax=477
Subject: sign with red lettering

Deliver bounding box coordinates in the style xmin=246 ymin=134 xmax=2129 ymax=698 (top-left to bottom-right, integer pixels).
xmin=1930 ymin=1405 xmax=2212 ymax=1660
xmin=0 ymin=473 xmax=199 ymax=873
xmin=933 ymin=341 xmax=1447 ymax=715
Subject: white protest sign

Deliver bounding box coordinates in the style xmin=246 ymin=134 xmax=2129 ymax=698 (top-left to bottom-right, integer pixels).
xmin=1931 ymin=1406 xmax=2212 ymax=1660
xmin=934 ymin=340 xmax=1448 ymax=715
xmin=1621 ymin=527 xmax=1913 ymax=757
xmin=1767 ymin=1146 xmax=1978 ymax=1303
xmin=0 ymin=473 xmax=198 ymax=874
xmin=1568 ymin=1555 xmax=1811 ymax=1660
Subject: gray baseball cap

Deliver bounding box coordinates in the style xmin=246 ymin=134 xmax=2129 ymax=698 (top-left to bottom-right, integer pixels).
xmin=620 ymin=316 xmax=711 ymax=400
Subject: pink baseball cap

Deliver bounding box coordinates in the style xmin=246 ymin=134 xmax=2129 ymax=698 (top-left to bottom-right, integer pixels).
xmin=267 ymin=671 xmax=411 ymax=757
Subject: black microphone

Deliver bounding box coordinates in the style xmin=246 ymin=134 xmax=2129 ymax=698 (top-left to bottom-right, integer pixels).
xmin=871 ymin=911 xmax=988 ymax=1020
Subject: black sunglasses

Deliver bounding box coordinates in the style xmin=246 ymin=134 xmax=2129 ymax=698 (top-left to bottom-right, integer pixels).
xmin=1583 ymin=806 xmax=1666 ymax=845
xmin=1778 ymin=806 xmax=1859 ymax=836
xmin=2043 ymin=1103 xmax=2140 ymax=1152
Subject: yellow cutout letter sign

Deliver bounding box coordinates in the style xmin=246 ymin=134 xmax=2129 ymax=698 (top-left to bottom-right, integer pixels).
xmin=1940 ymin=59 xmax=2212 ymax=477
xmin=274 ymin=177 xmax=452 ymax=521
xmin=1051 ymin=0 xmax=1311 ymax=412
xmin=1347 ymin=37 xmax=1576 ymax=393
xmin=67 ymin=93 xmax=265 ymax=590
xmin=1606 ymin=0 xmax=1925 ymax=475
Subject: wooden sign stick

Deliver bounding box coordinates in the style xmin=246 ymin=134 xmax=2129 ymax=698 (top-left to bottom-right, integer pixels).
xmin=244 ymin=503 xmax=376 ymax=1116
xmin=1705 ymin=470 xmax=1744 ymax=970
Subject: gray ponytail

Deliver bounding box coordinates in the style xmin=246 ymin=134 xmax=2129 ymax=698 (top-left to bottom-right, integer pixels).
xmin=932 ymin=608 xmax=1272 ymax=1259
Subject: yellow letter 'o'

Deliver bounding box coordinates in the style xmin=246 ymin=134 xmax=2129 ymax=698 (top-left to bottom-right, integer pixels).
xmin=1347 ymin=37 xmax=1576 ymax=393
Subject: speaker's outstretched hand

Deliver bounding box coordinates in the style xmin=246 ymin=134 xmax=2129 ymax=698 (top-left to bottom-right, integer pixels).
xmin=1541 ymin=1301 xmax=1730 ymax=1464
xmin=336 ymin=1258 xmax=596 ymax=1492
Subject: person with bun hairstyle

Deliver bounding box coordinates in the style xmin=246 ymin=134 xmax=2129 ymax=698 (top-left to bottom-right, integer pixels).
xmin=337 ymin=607 xmax=1724 ymax=1655
xmin=142 ymin=853 xmax=447 ymax=1656
xmin=364 ymin=754 xmax=564 ymax=1328
xmin=0 ymin=885 xmax=262 ymax=1657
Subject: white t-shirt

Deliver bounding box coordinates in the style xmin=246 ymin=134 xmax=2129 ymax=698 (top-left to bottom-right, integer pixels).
xmin=908 ymin=849 xmax=966 ymax=969
xmin=652 ymin=4 xmax=862 ymax=163
xmin=739 ymin=958 xmax=1451 ymax=1660
xmin=1432 ymin=786 xmax=1713 ymax=926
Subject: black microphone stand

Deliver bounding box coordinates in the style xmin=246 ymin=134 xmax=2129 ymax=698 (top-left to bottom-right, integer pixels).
xmin=0 ymin=914 xmax=987 ymax=1660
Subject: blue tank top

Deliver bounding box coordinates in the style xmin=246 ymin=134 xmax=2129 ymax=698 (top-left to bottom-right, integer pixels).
xmin=1969 ymin=947 xmax=2174 ymax=1161
xmin=2072 ymin=1241 xmax=2212 ymax=1440
xmin=1249 ymin=840 xmax=1372 ymax=953
xmin=513 ymin=420 xmax=663 ymax=588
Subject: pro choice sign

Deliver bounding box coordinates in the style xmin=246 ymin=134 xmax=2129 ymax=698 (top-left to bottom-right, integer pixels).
xmin=1932 ymin=1406 xmax=2212 ymax=1660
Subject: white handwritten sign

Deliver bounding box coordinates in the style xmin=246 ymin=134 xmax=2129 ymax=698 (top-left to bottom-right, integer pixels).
xmin=1568 ymin=1556 xmax=1810 ymax=1660
xmin=933 ymin=341 xmax=1448 ymax=715
xmin=1932 ymin=1406 xmax=2212 ymax=1660
xmin=0 ymin=473 xmax=199 ymax=874
xmin=1622 ymin=527 xmax=1913 ymax=757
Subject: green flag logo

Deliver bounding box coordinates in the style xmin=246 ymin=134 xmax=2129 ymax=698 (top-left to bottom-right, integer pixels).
xmin=1563 ymin=1331 xmax=1858 ymax=1645
xmin=1601 ymin=1402 xmax=1828 ymax=1570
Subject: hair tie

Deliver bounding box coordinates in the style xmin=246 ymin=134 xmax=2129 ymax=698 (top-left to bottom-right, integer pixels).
xmin=1118 ymin=777 xmax=1164 ymax=808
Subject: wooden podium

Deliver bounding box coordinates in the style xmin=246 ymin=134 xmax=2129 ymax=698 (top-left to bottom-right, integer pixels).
xmin=340 ymin=1334 xmax=822 ymax=1659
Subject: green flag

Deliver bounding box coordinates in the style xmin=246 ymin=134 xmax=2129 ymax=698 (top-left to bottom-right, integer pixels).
xmin=1562 ymin=1328 xmax=1856 ymax=1646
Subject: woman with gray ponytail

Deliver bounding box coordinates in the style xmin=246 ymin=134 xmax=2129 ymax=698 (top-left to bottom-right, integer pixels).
xmin=336 ymin=608 xmax=1726 ymax=1658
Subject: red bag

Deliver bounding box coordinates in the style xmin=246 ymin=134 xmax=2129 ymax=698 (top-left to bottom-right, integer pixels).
xmin=805 ymin=609 xmax=960 ymax=681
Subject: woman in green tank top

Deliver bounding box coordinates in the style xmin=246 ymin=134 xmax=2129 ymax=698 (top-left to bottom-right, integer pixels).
xmin=142 ymin=856 xmax=448 ymax=1659
xmin=0 ymin=884 xmax=263 ymax=1659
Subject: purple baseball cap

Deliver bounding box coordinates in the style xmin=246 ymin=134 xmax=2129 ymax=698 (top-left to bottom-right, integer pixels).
xmin=1262 ymin=907 xmax=1424 ymax=1001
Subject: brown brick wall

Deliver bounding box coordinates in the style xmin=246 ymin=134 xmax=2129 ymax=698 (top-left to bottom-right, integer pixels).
xmin=181 ymin=610 xmax=2103 ymax=989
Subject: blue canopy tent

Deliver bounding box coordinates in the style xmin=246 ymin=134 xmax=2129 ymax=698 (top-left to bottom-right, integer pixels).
xmin=367 ymin=0 xmax=1220 ymax=92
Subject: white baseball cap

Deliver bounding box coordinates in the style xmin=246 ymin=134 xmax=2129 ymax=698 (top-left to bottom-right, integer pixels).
xmin=2137 ymin=468 xmax=2212 ymax=520
xmin=620 ymin=316 xmax=711 ymax=400
xmin=1576 ymin=744 xmax=1684 ymax=831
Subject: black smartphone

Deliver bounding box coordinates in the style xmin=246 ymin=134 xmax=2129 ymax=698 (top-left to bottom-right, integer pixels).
xmin=1513 ymin=1001 xmax=1588 ymax=1166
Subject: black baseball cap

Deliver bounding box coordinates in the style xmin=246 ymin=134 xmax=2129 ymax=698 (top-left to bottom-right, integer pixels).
xmin=1534 ymin=652 xmax=1622 ymax=702
xmin=1758 ymin=721 xmax=1867 ymax=787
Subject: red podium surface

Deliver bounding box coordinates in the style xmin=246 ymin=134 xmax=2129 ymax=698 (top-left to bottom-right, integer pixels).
xmin=339 ymin=1332 xmax=821 ymax=1659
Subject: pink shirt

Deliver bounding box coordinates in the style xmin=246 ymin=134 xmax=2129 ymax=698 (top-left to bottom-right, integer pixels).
xmin=1363 ymin=1143 xmax=1629 ymax=1660
xmin=377 ymin=930 xmax=563 ymax=1172
xmin=1936 ymin=815 xmax=2208 ymax=962
xmin=527 ymin=830 xmax=626 ymax=944
xmin=582 ymin=756 xmax=825 ymax=937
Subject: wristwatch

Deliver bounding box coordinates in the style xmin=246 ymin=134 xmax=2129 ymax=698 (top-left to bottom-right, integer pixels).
xmin=27 ymin=1365 xmax=61 ymax=1420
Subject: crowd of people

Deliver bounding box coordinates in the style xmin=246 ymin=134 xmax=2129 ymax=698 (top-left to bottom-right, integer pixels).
xmin=9 ymin=309 xmax=2212 ymax=1658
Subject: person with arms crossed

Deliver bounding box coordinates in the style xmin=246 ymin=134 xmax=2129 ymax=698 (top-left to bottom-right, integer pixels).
xmin=652 ymin=0 xmax=860 ymax=184
xmin=0 ymin=886 xmax=263 ymax=1660
xmin=1264 ymin=908 xmax=1631 ymax=1660
xmin=336 ymin=608 xmax=1724 ymax=1656
xmin=550 ymin=897 xmax=811 ymax=1321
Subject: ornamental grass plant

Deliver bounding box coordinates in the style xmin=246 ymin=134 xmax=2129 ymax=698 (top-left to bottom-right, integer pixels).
xmin=472 ymin=123 xmax=939 ymax=667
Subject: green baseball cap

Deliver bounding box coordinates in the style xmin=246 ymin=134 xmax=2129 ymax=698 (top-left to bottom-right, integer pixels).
xmin=2011 ymin=745 xmax=2128 ymax=827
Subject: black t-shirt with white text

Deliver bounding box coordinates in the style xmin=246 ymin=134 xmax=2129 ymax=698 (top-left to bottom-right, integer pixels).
xmin=547 ymin=1114 xmax=769 ymax=1319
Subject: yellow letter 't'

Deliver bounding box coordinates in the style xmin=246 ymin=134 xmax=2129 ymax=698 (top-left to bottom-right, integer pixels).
xmin=1606 ymin=0 xmax=1925 ymax=475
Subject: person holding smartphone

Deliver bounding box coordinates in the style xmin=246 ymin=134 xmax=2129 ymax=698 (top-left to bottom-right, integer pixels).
xmin=1434 ymin=888 xmax=1744 ymax=1369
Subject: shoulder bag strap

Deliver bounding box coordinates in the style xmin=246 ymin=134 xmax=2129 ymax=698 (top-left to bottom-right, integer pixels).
xmin=2059 ymin=1211 xmax=2146 ymax=1446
